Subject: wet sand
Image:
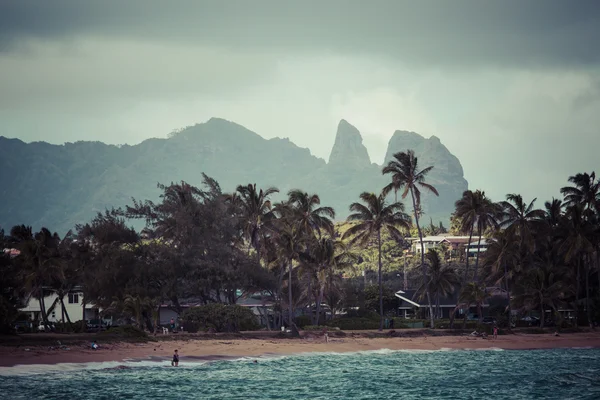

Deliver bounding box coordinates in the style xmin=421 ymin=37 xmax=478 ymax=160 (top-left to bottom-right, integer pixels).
xmin=1 ymin=331 xmax=599 ymax=367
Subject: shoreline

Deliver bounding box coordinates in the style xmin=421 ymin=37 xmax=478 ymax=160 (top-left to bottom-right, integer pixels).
xmin=1 ymin=331 xmax=599 ymax=368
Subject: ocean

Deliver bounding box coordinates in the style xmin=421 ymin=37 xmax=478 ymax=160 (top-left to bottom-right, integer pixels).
xmin=0 ymin=348 xmax=599 ymax=399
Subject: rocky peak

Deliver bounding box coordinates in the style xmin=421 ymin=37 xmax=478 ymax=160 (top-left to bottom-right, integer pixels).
xmin=328 ymin=119 xmax=371 ymax=169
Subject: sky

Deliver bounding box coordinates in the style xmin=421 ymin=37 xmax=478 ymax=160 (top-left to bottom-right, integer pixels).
xmin=1 ymin=0 xmax=599 ymax=204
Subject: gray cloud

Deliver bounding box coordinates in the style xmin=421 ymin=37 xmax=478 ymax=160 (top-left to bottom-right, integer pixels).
xmin=0 ymin=0 xmax=599 ymax=206
xmin=1 ymin=0 xmax=599 ymax=68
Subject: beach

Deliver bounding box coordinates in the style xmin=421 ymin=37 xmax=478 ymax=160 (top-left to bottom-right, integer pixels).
xmin=1 ymin=331 xmax=600 ymax=367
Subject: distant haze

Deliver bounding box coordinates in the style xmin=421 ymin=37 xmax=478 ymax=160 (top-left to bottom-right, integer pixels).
xmin=1 ymin=0 xmax=599 ymax=204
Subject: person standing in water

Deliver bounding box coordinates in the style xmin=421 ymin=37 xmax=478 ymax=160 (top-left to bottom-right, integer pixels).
xmin=171 ymin=349 xmax=179 ymax=367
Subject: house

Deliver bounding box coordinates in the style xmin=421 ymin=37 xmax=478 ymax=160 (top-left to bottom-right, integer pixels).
xmin=20 ymin=287 xmax=101 ymax=323
xmin=158 ymin=292 xmax=276 ymax=327
xmin=409 ymin=236 xmax=488 ymax=257
xmin=395 ymin=286 xmax=509 ymax=319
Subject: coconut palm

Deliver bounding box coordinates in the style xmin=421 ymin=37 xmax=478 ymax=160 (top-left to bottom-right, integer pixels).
xmin=458 ymin=282 xmax=489 ymax=325
xmin=454 ymin=190 xmax=479 ymax=282
xmin=226 ymin=183 xmax=279 ymax=261
xmin=544 ymin=198 xmax=564 ymax=228
xmin=560 ymin=172 xmax=600 ymax=213
xmin=272 ymin=201 xmax=306 ymax=335
xmin=499 ymin=194 xmax=545 ymax=252
xmin=516 ymin=237 xmax=573 ymax=328
xmin=559 ymin=205 xmax=596 ymax=326
xmin=11 ymin=226 xmax=65 ymax=330
xmin=484 ymin=229 xmax=520 ymax=325
xmin=473 ymin=192 xmax=500 ymax=283
xmin=343 ymin=191 xmax=411 ymax=330
xmin=416 ymin=250 xmax=459 ymax=319
xmin=286 ymin=190 xmax=335 ymax=237
xmin=382 ymin=150 xmax=438 ymax=328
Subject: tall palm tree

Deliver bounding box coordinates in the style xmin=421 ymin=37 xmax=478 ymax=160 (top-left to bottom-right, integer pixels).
xmin=560 ymin=172 xmax=600 ymax=213
xmin=11 ymin=226 xmax=65 ymax=330
xmin=559 ymin=205 xmax=595 ymax=326
xmin=272 ymin=201 xmax=306 ymax=335
xmin=287 ymin=190 xmax=335 ymax=237
xmin=544 ymin=198 xmax=564 ymax=228
xmin=226 ymin=183 xmax=279 ymax=261
xmin=484 ymin=229 xmax=520 ymax=326
xmin=453 ymin=190 xmax=479 ymax=283
xmin=473 ymin=193 xmax=500 ymax=283
xmin=343 ymin=192 xmax=411 ymax=330
xmin=382 ymin=150 xmax=438 ymax=328
xmin=416 ymin=250 xmax=459 ymax=319
xmin=458 ymin=282 xmax=489 ymax=325
xmin=499 ymin=194 xmax=545 ymax=252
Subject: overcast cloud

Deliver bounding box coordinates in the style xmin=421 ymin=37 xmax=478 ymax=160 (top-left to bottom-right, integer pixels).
xmin=1 ymin=0 xmax=599 ymax=203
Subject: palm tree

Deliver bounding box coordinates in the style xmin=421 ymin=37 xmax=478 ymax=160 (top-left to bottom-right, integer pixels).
xmin=473 ymin=193 xmax=500 ymax=283
xmin=12 ymin=226 xmax=65 ymax=330
xmin=560 ymin=172 xmax=600 ymax=213
xmin=516 ymin=237 xmax=573 ymax=328
xmin=500 ymin=194 xmax=545 ymax=252
xmin=458 ymin=282 xmax=489 ymax=325
xmin=559 ymin=205 xmax=595 ymax=326
xmin=484 ymin=229 xmax=520 ymax=326
xmin=286 ymin=190 xmax=335 ymax=237
xmin=382 ymin=150 xmax=439 ymax=328
xmin=272 ymin=201 xmax=306 ymax=335
xmin=226 ymin=183 xmax=279 ymax=261
xmin=343 ymin=192 xmax=411 ymax=330
xmin=416 ymin=250 xmax=459 ymax=319
xmin=454 ymin=190 xmax=478 ymax=283
xmin=544 ymin=198 xmax=564 ymax=228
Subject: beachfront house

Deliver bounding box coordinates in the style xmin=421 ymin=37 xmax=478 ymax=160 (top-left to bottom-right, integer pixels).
xmin=395 ymin=286 xmax=509 ymax=319
xmin=158 ymin=291 xmax=276 ymax=328
xmin=20 ymin=287 xmax=101 ymax=324
xmin=409 ymin=235 xmax=488 ymax=259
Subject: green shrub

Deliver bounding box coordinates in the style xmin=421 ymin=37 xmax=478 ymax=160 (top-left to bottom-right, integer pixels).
xmin=99 ymin=325 xmax=148 ymax=340
xmin=325 ymin=317 xmax=380 ymax=330
xmin=181 ymin=304 xmax=259 ymax=333
xmin=302 ymin=325 xmax=326 ymax=331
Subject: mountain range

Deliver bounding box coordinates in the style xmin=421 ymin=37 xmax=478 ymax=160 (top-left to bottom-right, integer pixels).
xmin=0 ymin=118 xmax=468 ymax=234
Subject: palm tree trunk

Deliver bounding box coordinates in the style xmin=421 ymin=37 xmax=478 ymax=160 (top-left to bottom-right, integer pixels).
xmin=474 ymin=223 xmax=483 ymax=283
xmin=576 ymin=258 xmax=580 ymax=328
xmin=288 ymin=260 xmax=294 ymax=327
xmin=539 ymin=295 xmax=545 ymax=329
xmin=39 ymin=289 xmax=50 ymax=330
xmin=585 ymin=255 xmax=591 ymax=327
xmin=504 ymin=262 xmax=511 ymax=330
xmin=316 ymin=283 xmax=325 ymax=326
xmin=378 ymin=230 xmax=384 ymax=331
xmin=410 ymin=189 xmax=434 ymax=329
xmin=464 ymin=224 xmax=474 ymax=284
xmin=307 ymin=274 xmax=314 ymax=325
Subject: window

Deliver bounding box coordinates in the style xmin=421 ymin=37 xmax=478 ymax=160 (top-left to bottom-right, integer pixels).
xmin=68 ymin=293 xmax=80 ymax=304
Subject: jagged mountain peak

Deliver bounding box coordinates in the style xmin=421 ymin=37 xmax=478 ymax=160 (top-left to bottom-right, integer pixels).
xmin=328 ymin=119 xmax=371 ymax=169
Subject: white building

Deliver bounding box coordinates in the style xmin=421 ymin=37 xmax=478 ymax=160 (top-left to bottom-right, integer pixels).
xmin=20 ymin=288 xmax=100 ymax=323
xmin=409 ymin=235 xmax=488 ymax=256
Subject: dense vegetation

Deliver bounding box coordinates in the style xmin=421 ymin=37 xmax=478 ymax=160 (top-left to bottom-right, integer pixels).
xmin=1 ymin=149 xmax=599 ymax=334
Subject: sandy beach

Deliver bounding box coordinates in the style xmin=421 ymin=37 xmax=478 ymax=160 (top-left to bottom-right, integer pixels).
xmin=1 ymin=331 xmax=599 ymax=367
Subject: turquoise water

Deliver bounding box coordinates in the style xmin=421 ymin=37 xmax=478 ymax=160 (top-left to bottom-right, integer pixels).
xmin=1 ymin=348 xmax=599 ymax=399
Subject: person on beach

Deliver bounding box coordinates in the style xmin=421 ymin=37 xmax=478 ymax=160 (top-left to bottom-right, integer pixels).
xmin=91 ymin=341 xmax=98 ymax=350
xmin=493 ymin=325 xmax=498 ymax=340
xmin=171 ymin=349 xmax=179 ymax=367
xmin=170 ymin=318 xmax=175 ymax=332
